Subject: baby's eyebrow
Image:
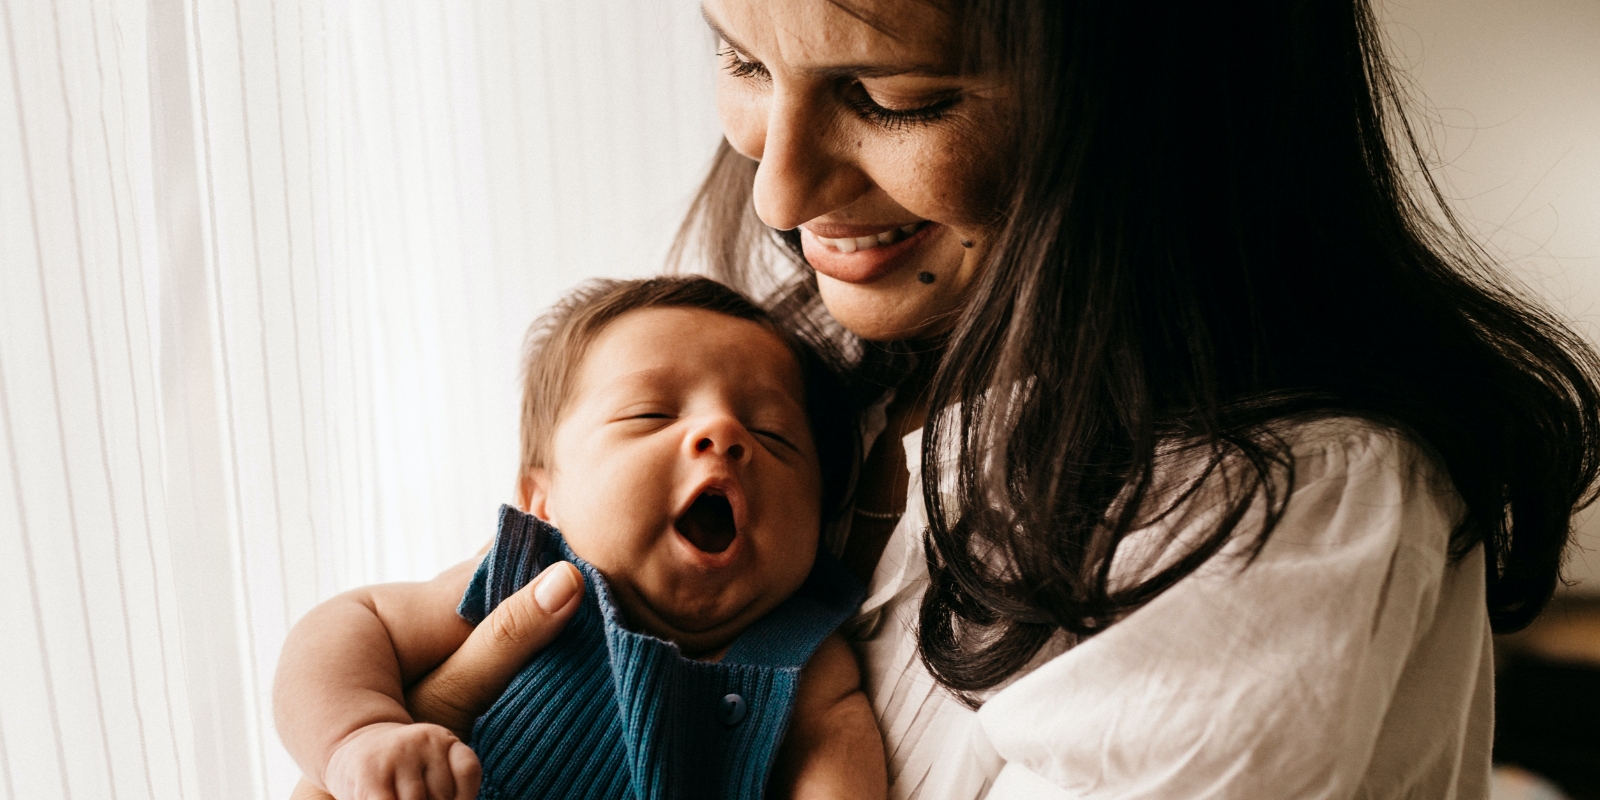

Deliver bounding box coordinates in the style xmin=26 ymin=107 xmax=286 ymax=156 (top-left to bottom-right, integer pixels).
xmin=745 ymin=386 xmax=811 ymax=419
xmin=581 ymin=369 xmax=672 ymax=404
xmin=599 ymin=366 xmax=681 ymax=388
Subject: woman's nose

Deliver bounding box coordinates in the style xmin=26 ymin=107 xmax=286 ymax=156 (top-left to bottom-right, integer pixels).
xmin=745 ymin=91 xmax=873 ymax=232
xmin=685 ymin=415 xmax=752 ymax=465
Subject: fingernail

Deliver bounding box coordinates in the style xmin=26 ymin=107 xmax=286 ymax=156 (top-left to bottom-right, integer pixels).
xmin=533 ymin=564 xmax=579 ymax=612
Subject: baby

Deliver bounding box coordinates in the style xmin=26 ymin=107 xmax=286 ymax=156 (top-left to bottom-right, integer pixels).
xmin=274 ymin=277 xmax=886 ymax=799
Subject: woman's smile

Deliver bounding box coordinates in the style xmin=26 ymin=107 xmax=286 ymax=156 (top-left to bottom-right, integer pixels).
xmin=804 ymin=220 xmax=928 ymax=253
xmin=800 ymin=221 xmax=938 ymax=285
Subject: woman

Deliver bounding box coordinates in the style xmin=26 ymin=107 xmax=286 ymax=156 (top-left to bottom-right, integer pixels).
xmin=297 ymin=0 xmax=1600 ymax=796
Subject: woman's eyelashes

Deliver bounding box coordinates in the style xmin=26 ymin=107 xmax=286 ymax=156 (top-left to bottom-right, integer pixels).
xmin=717 ymin=43 xmax=958 ymax=130
xmin=841 ymin=85 xmax=960 ymax=130
xmin=718 ymin=45 xmax=769 ymax=82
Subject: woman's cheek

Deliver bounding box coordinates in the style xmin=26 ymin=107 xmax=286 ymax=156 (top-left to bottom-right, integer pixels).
xmin=855 ymin=134 xmax=980 ymax=228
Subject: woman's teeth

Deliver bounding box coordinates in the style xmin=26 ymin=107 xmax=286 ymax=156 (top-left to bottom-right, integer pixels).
xmin=816 ymin=223 xmax=924 ymax=253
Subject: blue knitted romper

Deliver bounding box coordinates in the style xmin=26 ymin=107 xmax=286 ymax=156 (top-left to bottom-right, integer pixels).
xmin=457 ymin=505 xmax=865 ymax=800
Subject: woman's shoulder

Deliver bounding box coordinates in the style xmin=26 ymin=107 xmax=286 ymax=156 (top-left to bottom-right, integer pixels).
xmin=1162 ymin=415 xmax=1460 ymax=527
xmin=1274 ymin=415 xmax=1445 ymax=488
xmin=1265 ymin=415 xmax=1464 ymax=548
xmin=1268 ymin=419 xmax=1463 ymax=561
xmin=1121 ymin=415 xmax=1466 ymax=587
xmin=1158 ymin=415 xmax=1444 ymax=487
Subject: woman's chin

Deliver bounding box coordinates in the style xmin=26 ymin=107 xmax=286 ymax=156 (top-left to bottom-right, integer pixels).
xmin=814 ymin=269 xmax=967 ymax=342
xmin=807 ymin=228 xmax=979 ymax=342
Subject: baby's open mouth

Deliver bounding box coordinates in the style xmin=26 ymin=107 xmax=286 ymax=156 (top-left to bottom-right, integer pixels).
xmin=675 ymin=490 xmax=737 ymax=554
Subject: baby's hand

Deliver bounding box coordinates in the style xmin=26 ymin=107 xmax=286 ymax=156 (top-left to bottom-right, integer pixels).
xmin=323 ymin=722 xmax=480 ymax=800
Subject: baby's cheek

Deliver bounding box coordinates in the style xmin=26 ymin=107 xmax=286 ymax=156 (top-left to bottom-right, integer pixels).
xmin=763 ymin=521 xmax=822 ymax=598
xmin=555 ymin=521 xmax=641 ymax=582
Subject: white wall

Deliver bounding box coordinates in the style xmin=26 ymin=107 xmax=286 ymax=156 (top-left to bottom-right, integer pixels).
xmin=1385 ymin=0 xmax=1600 ymax=593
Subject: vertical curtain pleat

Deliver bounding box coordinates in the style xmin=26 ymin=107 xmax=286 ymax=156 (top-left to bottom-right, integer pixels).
xmin=3 ymin=1 xmax=198 ymax=797
xmin=3 ymin=0 xmax=717 ymax=797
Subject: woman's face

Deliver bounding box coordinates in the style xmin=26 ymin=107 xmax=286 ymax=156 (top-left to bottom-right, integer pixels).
xmin=706 ymin=0 xmax=1014 ymax=341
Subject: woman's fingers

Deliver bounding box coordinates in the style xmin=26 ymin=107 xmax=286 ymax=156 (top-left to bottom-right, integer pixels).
xmin=404 ymin=561 xmax=582 ymax=736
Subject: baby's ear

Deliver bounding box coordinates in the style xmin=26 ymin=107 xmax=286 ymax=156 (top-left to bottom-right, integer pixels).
xmin=518 ymin=468 xmax=553 ymax=521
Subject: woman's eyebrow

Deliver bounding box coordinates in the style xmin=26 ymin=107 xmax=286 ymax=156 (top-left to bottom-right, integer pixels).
xmin=700 ymin=7 xmax=748 ymax=57
xmin=701 ymin=7 xmax=750 ymax=58
xmin=700 ymin=5 xmax=958 ymax=79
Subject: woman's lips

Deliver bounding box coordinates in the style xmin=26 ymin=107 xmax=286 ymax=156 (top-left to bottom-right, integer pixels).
xmin=801 ymin=222 xmax=938 ymax=285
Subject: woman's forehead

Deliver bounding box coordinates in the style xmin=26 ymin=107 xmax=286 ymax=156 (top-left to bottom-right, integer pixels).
xmin=703 ymin=0 xmax=958 ymax=74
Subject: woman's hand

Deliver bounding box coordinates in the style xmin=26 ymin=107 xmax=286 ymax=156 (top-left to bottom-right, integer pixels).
xmin=288 ymin=561 xmax=583 ymax=800
xmin=407 ymin=561 xmax=582 ymax=735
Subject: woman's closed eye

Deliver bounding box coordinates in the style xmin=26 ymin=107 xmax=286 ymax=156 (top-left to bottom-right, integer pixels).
xmin=842 ymin=83 xmax=961 ymax=129
xmin=718 ymin=43 xmax=769 ymax=82
xmin=718 ymin=40 xmax=959 ymax=130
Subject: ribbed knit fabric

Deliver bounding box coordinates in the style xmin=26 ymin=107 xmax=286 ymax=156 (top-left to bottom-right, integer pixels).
xmin=458 ymin=505 xmax=865 ymax=800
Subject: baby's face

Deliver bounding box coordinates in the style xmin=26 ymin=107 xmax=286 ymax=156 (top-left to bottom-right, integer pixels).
xmin=526 ymin=307 xmax=824 ymax=656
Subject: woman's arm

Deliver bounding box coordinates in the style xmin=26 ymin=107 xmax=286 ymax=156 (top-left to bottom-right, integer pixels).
xmin=768 ymin=633 xmax=888 ymax=800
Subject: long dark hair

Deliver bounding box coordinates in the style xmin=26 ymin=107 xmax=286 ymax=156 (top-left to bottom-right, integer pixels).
xmin=673 ymin=0 xmax=1600 ymax=700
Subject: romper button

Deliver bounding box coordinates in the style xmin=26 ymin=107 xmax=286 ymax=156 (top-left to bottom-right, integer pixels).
xmin=719 ymin=693 xmax=747 ymax=726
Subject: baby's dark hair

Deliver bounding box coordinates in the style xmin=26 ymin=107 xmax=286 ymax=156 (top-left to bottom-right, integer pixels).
xmin=519 ymin=276 xmax=857 ymax=519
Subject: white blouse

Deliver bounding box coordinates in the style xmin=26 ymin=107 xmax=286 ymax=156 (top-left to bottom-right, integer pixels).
xmin=848 ymin=418 xmax=1494 ymax=799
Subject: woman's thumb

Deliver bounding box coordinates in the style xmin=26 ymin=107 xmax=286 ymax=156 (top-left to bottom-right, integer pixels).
xmin=405 ymin=562 xmax=582 ymax=736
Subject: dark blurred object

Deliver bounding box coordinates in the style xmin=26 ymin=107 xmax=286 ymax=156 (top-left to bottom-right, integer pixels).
xmin=1493 ymin=766 xmax=1573 ymax=800
xmin=1495 ymin=597 xmax=1600 ymax=800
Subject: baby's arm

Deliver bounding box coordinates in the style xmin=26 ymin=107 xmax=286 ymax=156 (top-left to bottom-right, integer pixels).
xmin=768 ymin=633 xmax=889 ymax=800
xmin=273 ymin=555 xmax=482 ymax=798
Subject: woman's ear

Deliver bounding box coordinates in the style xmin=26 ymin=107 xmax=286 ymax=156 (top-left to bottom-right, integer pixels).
xmin=518 ymin=468 xmax=554 ymax=521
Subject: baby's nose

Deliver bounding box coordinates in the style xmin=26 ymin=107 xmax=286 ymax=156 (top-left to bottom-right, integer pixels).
xmin=695 ymin=436 xmax=745 ymax=462
xmin=687 ymin=416 xmax=752 ymax=463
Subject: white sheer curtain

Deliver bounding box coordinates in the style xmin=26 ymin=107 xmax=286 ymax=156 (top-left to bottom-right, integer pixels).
xmin=0 ymin=0 xmax=716 ymax=797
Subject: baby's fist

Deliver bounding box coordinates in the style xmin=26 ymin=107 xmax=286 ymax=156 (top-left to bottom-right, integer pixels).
xmin=324 ymin=722 xmax=481 ymax=800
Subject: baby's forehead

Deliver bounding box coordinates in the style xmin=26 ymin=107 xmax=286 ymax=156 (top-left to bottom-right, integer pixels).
xmin=573 ymin=307 xmax=807 ymax=401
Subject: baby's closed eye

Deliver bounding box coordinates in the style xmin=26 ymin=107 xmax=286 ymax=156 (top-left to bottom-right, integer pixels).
xmin=754 ymin=428 xmax=800 ymax=452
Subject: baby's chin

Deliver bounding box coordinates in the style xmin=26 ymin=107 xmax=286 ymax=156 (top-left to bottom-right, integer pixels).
xmin=560 ymin=530 xmax=814 ymax=658
xmin=615 ymin=582 xmax=774 ymax=660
